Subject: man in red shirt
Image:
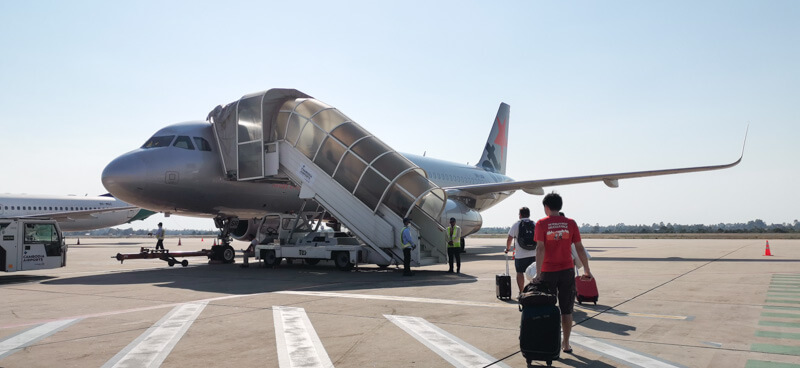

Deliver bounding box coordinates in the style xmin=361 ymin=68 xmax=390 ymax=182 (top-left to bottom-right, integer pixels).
xmin=533 ymin=192 xmax=592 ymax=354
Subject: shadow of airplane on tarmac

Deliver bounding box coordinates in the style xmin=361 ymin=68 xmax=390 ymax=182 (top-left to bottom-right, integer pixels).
xmin=41 ymin=261 xmax=479 ymax=296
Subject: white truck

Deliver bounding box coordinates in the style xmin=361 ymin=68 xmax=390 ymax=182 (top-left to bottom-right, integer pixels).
xmin=252 ymin=213 xmax=404 ymax=271
xmin=1 ymin=218 xmax=67 ymax=272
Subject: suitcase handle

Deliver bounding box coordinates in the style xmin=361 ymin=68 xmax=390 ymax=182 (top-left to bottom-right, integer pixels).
xmin=505 ymin=252 xmax=510 ymax=276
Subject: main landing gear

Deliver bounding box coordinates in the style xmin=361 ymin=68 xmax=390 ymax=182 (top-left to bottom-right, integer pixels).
xmin=211 ymin=216 xmax=238 ymax=264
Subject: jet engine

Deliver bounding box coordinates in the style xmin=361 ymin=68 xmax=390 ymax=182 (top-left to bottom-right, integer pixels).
xmin=230 ymin=218 xmax=258 ymax=241
xmin=229 ymin=217 xmax=283 ymax=243
xmin=441 ymin=199 xmax=483 ymax=237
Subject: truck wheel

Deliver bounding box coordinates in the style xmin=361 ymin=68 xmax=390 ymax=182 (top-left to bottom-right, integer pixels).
xmin=222 ymin=245 xmax=235 ymax=264
xmin=263 ymin=250 xmax=279 ymax=268
xmin=333 ymin=252 xmax=353 ymax=271
xmin=304 ymin=258 xmax=320 ymax=266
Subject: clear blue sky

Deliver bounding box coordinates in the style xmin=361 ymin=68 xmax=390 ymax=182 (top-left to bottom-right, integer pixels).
xmin=1 ymin=1 xmax=797 ymax=231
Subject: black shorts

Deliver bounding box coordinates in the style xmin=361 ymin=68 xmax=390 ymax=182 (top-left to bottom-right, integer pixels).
xmin=514 ymin=256 xmax=535 ymax=273
xmin=541 ymin=268 xmax=576 ymax=315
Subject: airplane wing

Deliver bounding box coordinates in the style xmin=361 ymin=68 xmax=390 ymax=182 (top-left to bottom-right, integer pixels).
xmin=446 ymin=153 xmax=743 ymax=197
xmin=19 ymin=207 xmax=139 ymax=222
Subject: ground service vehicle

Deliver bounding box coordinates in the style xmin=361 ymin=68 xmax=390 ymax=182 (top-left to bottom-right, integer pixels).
xmin=0 ymin=218 xmax=67 ymax=272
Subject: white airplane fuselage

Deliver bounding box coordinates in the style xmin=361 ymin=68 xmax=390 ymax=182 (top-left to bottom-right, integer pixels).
xmin=0 ymin=194 xmax=153 ymax=231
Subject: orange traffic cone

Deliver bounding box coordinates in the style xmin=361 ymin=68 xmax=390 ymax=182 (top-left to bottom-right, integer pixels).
xmin=764 ymin=240 xmax=773 ymax=256
xmin=213 ymin=239 xmax=217 ymax=246
xmin=178 ymin=238 xmax=182 ymax=246
xmin=201 ymin=238 xmax=204 ymax=242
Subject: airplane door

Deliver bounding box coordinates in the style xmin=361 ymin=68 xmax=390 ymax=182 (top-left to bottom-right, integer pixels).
xmin=20 ymin=223 xmax=63 ymax=271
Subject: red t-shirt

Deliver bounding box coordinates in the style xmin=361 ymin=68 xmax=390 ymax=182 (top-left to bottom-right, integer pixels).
xmin=534 ymin=215 xmax=581 ymax=272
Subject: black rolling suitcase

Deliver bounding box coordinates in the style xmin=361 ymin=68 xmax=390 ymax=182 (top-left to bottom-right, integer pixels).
xmin=519 ymin=282 xmax=560 ymax=366
xmin=496 ymin=253 xmax=512 ymax=300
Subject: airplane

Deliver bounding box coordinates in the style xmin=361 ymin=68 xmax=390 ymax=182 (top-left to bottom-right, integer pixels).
xmin=101 ymin=88 xmax=743 ymax=261
xmin=0 ymin=193 xmax=156 ymax=232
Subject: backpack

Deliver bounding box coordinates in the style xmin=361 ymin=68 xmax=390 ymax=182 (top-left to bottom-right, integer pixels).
xmin=518 ymin=281 xmax=556 ymax=309
xmin=517 ymin=219 xmax=536 ymax=250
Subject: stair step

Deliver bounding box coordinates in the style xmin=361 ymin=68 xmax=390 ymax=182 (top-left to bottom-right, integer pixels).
xmin=420 ymin=257 xmax=440 ymax=266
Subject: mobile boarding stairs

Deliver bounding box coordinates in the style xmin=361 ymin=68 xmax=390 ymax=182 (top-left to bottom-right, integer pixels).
xmin=206 ymin=89 xmax=448 ymax=269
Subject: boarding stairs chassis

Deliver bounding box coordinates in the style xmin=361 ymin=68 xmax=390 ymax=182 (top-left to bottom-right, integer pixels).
xmin=254 ymin=242 xmax=364 ymax=271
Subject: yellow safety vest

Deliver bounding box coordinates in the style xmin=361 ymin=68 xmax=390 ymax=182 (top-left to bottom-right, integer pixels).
xmin=446 ymin=225 xmax=461 ymax=248
xmin=401 ymin=226 xmax=413 ymax=249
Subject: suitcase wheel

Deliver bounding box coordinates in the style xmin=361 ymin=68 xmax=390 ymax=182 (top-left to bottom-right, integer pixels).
xmin=547 ymin=359 xmax=552 ymax=366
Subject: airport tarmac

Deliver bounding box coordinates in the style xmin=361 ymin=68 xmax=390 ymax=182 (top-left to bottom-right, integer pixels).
xmin=2 ymin=237 xmax=800 ymax=368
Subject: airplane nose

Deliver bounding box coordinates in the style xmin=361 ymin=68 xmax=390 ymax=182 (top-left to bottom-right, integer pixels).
xmin=102 ymin=153 xmax=148 ymax=200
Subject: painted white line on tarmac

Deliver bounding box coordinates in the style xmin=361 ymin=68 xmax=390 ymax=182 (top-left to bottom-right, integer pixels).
xmin=277 ymin=290 xmax=510 ymax=309
xmin=102 ymin=301 xmax=208 ymax=368
xmin=277 ymin=290 xmax=691 ymax=320
xmin=385 ymin=315 xmax=511 ymax=368
xmin=570 ymin=332 xmax=681 ymax=368
xmin=0 ymin=318 xmax=80 ymax=359
xmin=273 ymin=306 xmax=334 ymax=368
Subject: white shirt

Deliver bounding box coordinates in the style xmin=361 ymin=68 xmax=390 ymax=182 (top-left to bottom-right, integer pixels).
xmin=508 ymin=219 xmax=536 ymax=259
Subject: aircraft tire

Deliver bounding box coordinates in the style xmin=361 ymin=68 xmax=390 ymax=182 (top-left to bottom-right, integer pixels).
xmin=333 ymin=251 xmax=353 ymax=271
xmin=222 ymin=245 xmax=235 ymax=264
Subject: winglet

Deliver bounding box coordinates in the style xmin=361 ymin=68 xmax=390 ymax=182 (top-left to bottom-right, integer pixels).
xmin=740 ymin=123 xmax=749 ymax=162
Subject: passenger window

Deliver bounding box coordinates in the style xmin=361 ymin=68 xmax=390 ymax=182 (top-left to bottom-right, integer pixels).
xmin=173 ymin=136 xmax=195 ymax=150
xmin=142 ymin=135 xmax=175 ymax=148
xmin=193 ymin=137 xmax=212 ymax=151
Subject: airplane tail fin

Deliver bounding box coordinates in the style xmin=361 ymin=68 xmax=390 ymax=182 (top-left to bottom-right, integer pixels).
xmin=477 ymin=103 xmax=510 ymax=175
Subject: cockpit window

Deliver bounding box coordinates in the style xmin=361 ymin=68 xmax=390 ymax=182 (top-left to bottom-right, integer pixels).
xmin=193 ymin=137 xmax=212 ymax=151
xmin=173 ymin=136 xmax=195 ymax=150
xmin=142 ymin=135 xmax=175 ymax=148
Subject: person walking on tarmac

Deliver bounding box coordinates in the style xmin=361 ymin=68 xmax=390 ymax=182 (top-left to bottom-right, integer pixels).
xmin=401 ymin=218 xmax=417 ymax=276
xmin=445 ymin=217 xmax=462 ymax=273
xmin=154 ymin=222 xmax=165 ymax=251
xmin=532 ymin=192 xmax=592 ymax=355
xmin=505 ymin=207 xmax=537 ymax=296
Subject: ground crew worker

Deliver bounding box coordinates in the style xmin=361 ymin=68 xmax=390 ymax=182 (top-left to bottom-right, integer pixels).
xmin=155 ymin=222 xmax=165 ymax=251
xmin=401 ymin=218 xmax=416 ymax=276
xmin=445 ymin=217 xmax=461 ymax=273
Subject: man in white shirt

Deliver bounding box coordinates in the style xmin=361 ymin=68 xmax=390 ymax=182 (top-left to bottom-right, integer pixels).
xmin=505 ymin=207 xmax=537 ymax=296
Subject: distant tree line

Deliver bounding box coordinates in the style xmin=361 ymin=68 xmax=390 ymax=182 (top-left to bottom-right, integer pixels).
xmin=478 ymin=219 xmax=800 ymax=234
